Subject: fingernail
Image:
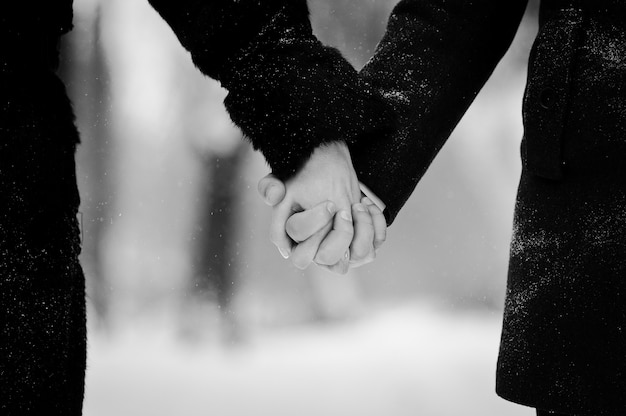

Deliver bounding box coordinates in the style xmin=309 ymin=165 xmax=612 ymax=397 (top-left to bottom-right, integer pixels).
xmin=354 ymin=203 xmax=366 ymax=212
xmin=340 ymin=210 xmax=351 ymax=221
xmin=326 ymin=201 xmax=336 ymax=214
xmin=278 ymin=247 xmax=290 ymax=259
xmin=362 ymin=197 xmax=373 ymax=206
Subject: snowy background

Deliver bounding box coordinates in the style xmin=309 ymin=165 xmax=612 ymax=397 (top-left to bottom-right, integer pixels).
xmin=59 ymin=0 xmax=539 ymax=414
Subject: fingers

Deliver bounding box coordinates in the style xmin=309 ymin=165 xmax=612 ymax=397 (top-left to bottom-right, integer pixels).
xmin=269 ymin=201 xmax=295 ymax=259
xmin=363 ymin=197 xmax=387 ymax=250
xmin=286 ymin=201 xmax=336 ymax=243
xmin=258 ymin=174 xmax=286 ymax=207
xmin=275 ymin=198 xmax=387 ymax=273
xmin=349 ymin=203 xmax=375 ymax=264
xmin=314 ymin=209 xmax=354 ymax=266
xmin=323 ymin=198 xmax=386 ymax=272
xmin=323 ymin=250 xmax=351 ymax=275
xmin=289 ymin=222 xmax=333 ymax=270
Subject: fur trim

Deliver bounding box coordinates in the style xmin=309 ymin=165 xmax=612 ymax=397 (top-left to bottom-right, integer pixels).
xmin=220 ymin=3 xmax=396 ymax=179
xmin=150 ymin=0 xmax=396 ymax=180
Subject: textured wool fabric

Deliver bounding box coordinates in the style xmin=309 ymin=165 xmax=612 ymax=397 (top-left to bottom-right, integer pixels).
xmin=350 ymin=0 xmax=626 ymax=414
xmin=1 ymin=1 xmax=395 ymax=414
xmin=0 ymin=67 xmax=85 ymax=415
xmin=149 ymin=0 xmax=396 ymax=179
xmin=351 ymin=0 xmax=528 ymax=225
xmin=0 ymin=1 xmax=73 ymax=39
xmin=1 ymin=5 xmax=84 ymax=413
xmin=537 ymin=410 xmax=572 ymax=416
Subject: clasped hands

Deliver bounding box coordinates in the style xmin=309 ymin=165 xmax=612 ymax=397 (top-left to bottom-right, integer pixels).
xmin=257 ymin=141 xmax=387 ymax=274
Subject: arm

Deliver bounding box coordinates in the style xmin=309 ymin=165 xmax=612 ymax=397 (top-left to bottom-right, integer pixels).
xmin=256 ymin=0 xmax=527 ymax=269
xmin=351 ymin=0 xmax=529 ymax=224
xmin=147 ymin=0 xmax=395 ymax=180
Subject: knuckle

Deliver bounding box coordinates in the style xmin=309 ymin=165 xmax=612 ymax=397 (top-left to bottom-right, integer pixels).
xmin=351 ymin=246 xmax=370 ymax=261
xmin=321 ymin=265 xmax=335 ymax=274
xmin=324 ymin=264 xmax=338 ymax=274
xmin=318 ymin=212 xmax=334 ymax=228
xmin=314 ymin=253 xmax=329 ymax=266
xmin=355 ymin=210 xmax=374 ymax=225
xmin=362 ymin=253 xmax=375 ymax=265
xmin=367 ymin=203 xmax=382 ymax=214
xmin=317 ymin=205 xmax=334 ymax=221
xmin=328 ymin=261 xmax=348 ymax=275
xmin=340 ymin=228 xmax=355 ymax=240
xmin=361 ymin=257 xmax=374 ymax=266
xmin=315 ymin=250 xmax=335 ymax=266
xmin=292 ymin=254 xmax=311 ymax=270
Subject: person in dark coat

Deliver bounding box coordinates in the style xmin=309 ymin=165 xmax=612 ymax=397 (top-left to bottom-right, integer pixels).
xmin=261 ymin=0 xmax=626 ymax=415
xmin=0 ymin=1 xmax=388 ymax=414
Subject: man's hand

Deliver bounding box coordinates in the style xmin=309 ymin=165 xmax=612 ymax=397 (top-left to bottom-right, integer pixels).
xmin=263 ymin=141 xmax=360 ymax=272
xmin=258 ymin=144 xmax=387 ymax=273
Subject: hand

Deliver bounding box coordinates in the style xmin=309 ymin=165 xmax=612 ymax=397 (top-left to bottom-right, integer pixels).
xmin=282 ymin=196 xmax=386 ymax=272
xmin=349 ymin=197 xmax=387 ymax=267
xmin=264 ymin=141 xmax=361 ymax=273
xmin=258 ymin=147 xmax=387 ymax=273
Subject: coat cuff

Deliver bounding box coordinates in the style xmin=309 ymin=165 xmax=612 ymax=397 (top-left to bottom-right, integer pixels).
xmin=215 ymin=5 xmax=396 ymax=180
xmin=349 ymin=138 xmax=406 ymax=226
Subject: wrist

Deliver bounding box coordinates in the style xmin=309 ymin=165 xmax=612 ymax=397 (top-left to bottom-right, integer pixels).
xmin=286 ymin=141 xmax=360 ymax=209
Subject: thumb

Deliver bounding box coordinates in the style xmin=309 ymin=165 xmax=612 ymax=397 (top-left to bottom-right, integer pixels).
xmin=258 ymin=173 xmax=286 ymax=207
xmin=286 ymin=201 xmax=336 ymax=243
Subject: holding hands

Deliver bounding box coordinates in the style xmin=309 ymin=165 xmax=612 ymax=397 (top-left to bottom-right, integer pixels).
xmin=257 ymin=142 xmax=387 ymax=274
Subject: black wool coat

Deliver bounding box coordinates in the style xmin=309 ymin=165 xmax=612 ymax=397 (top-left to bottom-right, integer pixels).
xmin=148 ymin=0 xmax=394 ymax=179
xmin=0 ymin=1 xmax=392 ymax=415
xmin=350 ymin=0 xmax=626 ymax=415
xmin=1 ymin=3 xmax=85 ymax=415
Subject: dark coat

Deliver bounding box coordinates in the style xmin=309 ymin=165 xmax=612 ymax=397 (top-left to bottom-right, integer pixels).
xmin=1 ymin=3 xmax=85 ymax=415
xmin=350 ymin=0 xmax=626 ymax=414
xmin=0 ymin=1 xmax=392 ymax=415
xmin=148 ymin=0 xmax=394 ymax=180
xmin=0 ymin=74 xmax=85 ymax=416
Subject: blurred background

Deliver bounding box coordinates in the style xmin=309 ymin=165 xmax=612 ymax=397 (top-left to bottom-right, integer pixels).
xmin=59 ymin=0 xmax=540 ymax=415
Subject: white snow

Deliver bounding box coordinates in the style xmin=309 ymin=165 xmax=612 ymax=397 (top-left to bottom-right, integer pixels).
xmin=83 ymin=303 xmax=533 ymax=416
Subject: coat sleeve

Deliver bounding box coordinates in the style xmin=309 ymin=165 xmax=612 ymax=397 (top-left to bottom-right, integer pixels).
xmin=349 ymin=0 xmax=529 ymax=224
xmin=147 ymin=0 xmax=395 ymax=180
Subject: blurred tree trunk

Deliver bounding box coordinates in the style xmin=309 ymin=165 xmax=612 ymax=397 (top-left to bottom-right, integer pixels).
xmin=192 ymin=143 xmax=246 ymax=342
xmin=58 ymin=2 xmax=112 ymax=327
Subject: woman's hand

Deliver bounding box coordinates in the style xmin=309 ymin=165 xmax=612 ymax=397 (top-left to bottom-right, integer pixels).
xmin=258 ymin=142 xmax=386 ymax=273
